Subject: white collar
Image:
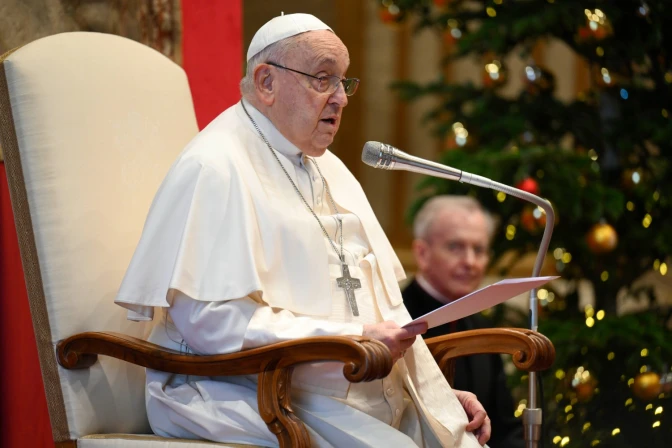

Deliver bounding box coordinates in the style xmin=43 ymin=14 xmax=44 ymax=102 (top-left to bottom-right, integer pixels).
xmin=415 ymin=274 xmax=454 ymax=305
xmin=238 ymin=99 xmax=304 ymax=167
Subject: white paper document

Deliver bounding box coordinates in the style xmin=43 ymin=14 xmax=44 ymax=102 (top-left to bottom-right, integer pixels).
xmin=403 ymin=276 xmax=559 ymax=329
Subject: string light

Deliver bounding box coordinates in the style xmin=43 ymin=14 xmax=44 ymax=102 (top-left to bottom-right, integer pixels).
xmin=600 ymin=67 xmax=612 ymax=85
xmin=506 ymin=224 xmax=516 ymax=240
xmin=642 ymin=214 xmax=652 ymax=228
xmin=485 ymin=61 xmax=502 ymax=80
xmin=452 ymin=122 xmax=469 ymax=146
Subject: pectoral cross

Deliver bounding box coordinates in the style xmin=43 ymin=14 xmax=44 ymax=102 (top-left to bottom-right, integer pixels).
xmin=337 ymin=263 xmax=361 ymax=316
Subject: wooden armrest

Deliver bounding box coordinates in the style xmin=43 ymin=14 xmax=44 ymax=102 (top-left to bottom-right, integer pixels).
xmin=57 ymin=331 xmax=393 ymax=448
xmin=425 ymin=328 xmax=555 ymax=386
xmin=57 ymin=331 xmax=392 ymax=382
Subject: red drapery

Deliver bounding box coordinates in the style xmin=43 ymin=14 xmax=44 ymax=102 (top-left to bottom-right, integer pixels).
xmin=0 ymin=1 xmax=242 ymax=446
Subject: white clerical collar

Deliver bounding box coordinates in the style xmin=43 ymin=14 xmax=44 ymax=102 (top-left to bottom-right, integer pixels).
xmin=238 ymin=99 xmax=304 ymax=167
xmin=415 ymin=274 xmax=454 ymax=305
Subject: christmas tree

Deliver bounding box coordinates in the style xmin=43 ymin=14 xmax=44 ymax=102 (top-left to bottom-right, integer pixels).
xmin=376 ymin=0 xmax=672 ymax=446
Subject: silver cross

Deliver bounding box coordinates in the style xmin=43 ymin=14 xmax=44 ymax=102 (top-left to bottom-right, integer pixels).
xmin=337 ymin=263 xmax=361 ymax=316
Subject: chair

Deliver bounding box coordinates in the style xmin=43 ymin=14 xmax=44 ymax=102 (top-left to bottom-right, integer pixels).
xmin=0 ymin=32 xmax=554 ymax=447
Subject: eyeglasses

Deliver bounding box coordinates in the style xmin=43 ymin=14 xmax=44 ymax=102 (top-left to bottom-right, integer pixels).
xmin=442 ymin=241 xmax=491 ymax=261
xmin=266 ymin=62 xmax=360 ymax=96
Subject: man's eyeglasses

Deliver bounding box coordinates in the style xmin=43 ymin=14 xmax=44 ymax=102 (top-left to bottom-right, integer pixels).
xmin=266 ymin=62 xmax=359 ymax=96
xmin=443 ymin=241 xmax=491 ymax=261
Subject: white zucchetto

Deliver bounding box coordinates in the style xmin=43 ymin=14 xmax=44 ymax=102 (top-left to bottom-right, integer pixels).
xmin=247 ymin=13 xmax=333 ymax=61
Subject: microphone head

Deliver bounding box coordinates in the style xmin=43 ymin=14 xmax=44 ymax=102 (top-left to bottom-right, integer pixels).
xmin=361 ymin=141 xmax=384 ymax=167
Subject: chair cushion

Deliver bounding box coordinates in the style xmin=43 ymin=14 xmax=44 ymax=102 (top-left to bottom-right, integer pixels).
xmin=78 ymin=434 xmax=260 ymax=448
xmin=1 ymin=31 xmax=198 ymax=439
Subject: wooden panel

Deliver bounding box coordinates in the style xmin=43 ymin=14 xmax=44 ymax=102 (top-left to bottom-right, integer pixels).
xmin=332 ymin=0 xmax=365 ymax=178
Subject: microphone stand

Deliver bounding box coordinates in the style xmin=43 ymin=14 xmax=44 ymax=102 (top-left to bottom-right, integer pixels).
xmin=460 ymin=173 xmax=555 ymax=448
xmin=364 ymin=144 xmax=555 ymax=447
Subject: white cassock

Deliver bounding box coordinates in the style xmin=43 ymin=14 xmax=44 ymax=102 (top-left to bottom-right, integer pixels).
xmin=114 ymin=100 xmax=486 ymax=448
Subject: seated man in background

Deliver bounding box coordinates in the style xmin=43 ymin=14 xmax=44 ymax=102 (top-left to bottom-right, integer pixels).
xmin=115 ymin=13 xmax=490 ymax=448
xmin=403 ymin=195 xmax=524 ymax=448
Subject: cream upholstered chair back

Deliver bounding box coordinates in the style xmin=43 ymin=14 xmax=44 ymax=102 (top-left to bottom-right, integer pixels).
xmin=0 ymin=32 xmax=199 ymax=442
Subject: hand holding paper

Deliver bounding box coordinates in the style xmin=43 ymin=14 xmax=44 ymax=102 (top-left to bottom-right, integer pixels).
xmin=403 ymin=276 xmax=558 ymax=329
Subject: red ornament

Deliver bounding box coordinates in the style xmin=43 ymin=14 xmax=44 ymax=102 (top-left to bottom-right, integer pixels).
xmin=520 ymin=206 xmax=546 ymax=232
xmin=516 ymin=177 xmax=540 ymax=195
xmin=576 ymin=26 xmax=592 ymax=42
xmin=434 ymin=0 xmax=451 ymax=6
xmin=378 ymin=8 xmax=397 ymax=24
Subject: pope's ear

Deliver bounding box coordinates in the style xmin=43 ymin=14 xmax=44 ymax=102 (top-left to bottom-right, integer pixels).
xmin=253 ymin=64 xmax=275 ymax=106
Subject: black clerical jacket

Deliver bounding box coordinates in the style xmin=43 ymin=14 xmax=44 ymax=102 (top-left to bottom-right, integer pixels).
xmin=403 ymin=279 xmax=524 ymax=448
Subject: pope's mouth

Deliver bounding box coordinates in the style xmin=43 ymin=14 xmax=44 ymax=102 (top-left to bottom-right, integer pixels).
xmin=320 ymin=118 xmax=337 ymax=125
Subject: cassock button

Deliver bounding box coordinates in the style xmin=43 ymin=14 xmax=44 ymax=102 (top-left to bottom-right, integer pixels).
xmin=386 ymin=387 xmax=394 ymax=396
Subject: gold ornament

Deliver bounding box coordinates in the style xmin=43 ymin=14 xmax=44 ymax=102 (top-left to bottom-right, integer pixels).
xmin=632 ymin=372 xmax=661 ymax=401
xmin=586 ymin=222 xmax=618 ymax=254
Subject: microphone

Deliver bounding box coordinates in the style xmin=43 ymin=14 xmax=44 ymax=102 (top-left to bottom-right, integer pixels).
xmin=362 ymin=139 xmax=556 ymax=447
xmin=361 ymin=141 xmax=495 ymax=189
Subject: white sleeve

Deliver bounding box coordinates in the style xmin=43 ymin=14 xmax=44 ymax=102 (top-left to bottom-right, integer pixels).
xmin=242 ymin=305 xmax=364 ymax=350
xmin=168 ymin=291 xmax=364 ymax=355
